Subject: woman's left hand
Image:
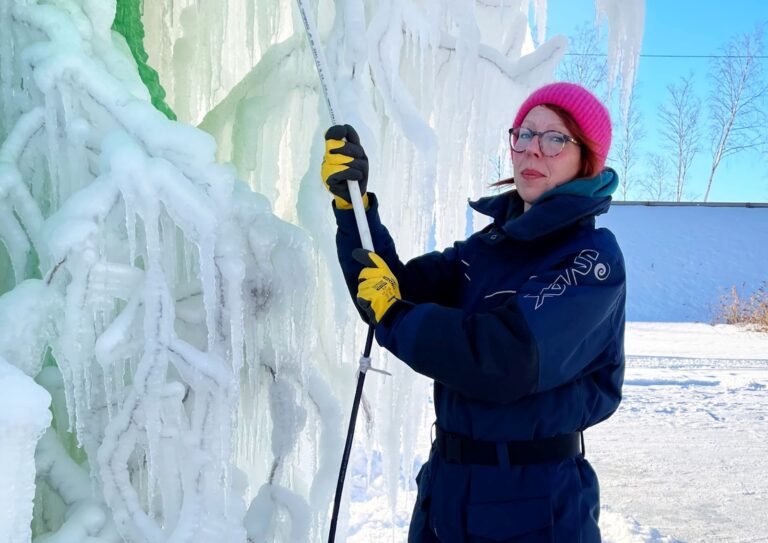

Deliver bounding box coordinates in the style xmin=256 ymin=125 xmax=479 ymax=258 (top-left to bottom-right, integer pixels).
xmin=352 ymin=249 xmax=401 ymax=324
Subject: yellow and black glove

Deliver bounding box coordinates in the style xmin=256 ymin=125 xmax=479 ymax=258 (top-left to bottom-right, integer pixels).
xmin=322 ymin=124 xmax=369 ymax=210
xmin=352 ymin=249 xmax=401 ymax=325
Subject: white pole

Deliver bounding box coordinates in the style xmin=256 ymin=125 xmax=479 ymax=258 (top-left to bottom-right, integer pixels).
xmin=296 ymin=0 xmax=374 ymax=252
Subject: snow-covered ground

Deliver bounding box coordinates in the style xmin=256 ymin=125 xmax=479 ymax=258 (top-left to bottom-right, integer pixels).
xmin=347 ymin=322 xmax=768 ymax=542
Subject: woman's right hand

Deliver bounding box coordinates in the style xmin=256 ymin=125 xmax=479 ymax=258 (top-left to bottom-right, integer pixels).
xmin=321 ymin=124 xmax=369 ymax=209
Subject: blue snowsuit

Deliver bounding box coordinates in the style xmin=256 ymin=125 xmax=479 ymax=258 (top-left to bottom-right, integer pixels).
xmin=334 ymin=168 xmax=626 ymax=542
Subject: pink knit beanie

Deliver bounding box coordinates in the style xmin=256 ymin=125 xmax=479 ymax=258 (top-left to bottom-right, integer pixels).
xmin=512 ymin=82 xmax=612 ymax=170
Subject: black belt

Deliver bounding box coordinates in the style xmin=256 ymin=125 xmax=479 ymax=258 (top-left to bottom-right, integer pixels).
xmin=435 ymin=427 xmax=583 ymax=466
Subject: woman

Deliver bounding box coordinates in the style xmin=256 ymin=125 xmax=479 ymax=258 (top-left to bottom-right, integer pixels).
xmin=322 ymin=82 xmax=626 ymax=542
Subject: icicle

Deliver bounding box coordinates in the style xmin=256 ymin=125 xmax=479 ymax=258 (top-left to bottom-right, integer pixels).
xmin=594 ymin=0 xmax=645 ymax=117
xmin=220 ymin=224 xmax=246 ymax=375
xmin=0 ymin=200 xmax=30 ymax=283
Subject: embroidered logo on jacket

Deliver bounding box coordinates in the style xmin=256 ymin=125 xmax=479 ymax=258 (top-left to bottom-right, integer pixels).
xmin=524 ymin=249 xmax=611 ymax=310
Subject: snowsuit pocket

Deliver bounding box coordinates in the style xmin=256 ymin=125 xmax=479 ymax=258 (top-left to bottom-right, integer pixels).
xmin=409 ymin=462 xmax=438 ymax=543
xmin=415 ymin=462 xmax=433 ymax=510
xmin=465 ymin=496 xmax=553 ymax=542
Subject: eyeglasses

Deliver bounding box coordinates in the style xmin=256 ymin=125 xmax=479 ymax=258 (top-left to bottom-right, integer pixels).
xmin=508 ymin=127 xmax=580 ymax=157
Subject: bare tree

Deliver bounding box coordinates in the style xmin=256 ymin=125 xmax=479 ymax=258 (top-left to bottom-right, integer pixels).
xmin=658 ymin=75 xmax=702 ymax=202
xmin=557 ymin=23 xmax=609 ymax=100
xmin=703 ymin=26 xmax=768 ymax=201
xmin=639 ymin=153 xmax=675 ymax=201
xmin=612 ymin=83 xmax=645 ymax=200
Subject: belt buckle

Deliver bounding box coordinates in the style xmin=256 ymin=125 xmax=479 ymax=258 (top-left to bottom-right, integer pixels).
xmin=444 ymin=433 xmax=462 ymax=463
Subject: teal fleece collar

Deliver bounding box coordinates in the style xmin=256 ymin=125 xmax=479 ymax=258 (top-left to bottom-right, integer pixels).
xmin=536 ymin=167 xmax=619 ymax=202
xmin=468 ymin=168 xmax=618 ymax=240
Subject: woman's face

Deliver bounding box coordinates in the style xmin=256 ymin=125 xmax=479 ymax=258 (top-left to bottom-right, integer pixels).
xmin=511 ymin=105 xmax=582 ymax=210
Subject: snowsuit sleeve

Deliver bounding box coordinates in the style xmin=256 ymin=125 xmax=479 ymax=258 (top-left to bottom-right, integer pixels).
xmin=375 ymin=237 xmax=626 ymax=404
xmin=334 ymin=193 xmax=462 ymax=309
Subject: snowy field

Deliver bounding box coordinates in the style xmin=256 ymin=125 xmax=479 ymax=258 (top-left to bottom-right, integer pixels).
xmin=599 ymin=205 xmax=768 ymax=323
xmin=347 ymin=322 xmax=768 ymax=543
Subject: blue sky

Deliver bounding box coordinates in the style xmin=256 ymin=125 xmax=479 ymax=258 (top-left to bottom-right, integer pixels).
xmin=544 ymin=0 xmax=768 ymax=202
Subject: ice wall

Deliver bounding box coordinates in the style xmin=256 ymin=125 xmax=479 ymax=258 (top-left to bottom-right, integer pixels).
xmin=0 ymin=0 xmax=644 ymax=541
xmin=0 ymin=1 xmax=338 ymax=541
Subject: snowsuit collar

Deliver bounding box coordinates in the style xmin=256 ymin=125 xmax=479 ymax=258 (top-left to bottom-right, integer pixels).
xmin=469 ymin=168 xmax=618 ymax=241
